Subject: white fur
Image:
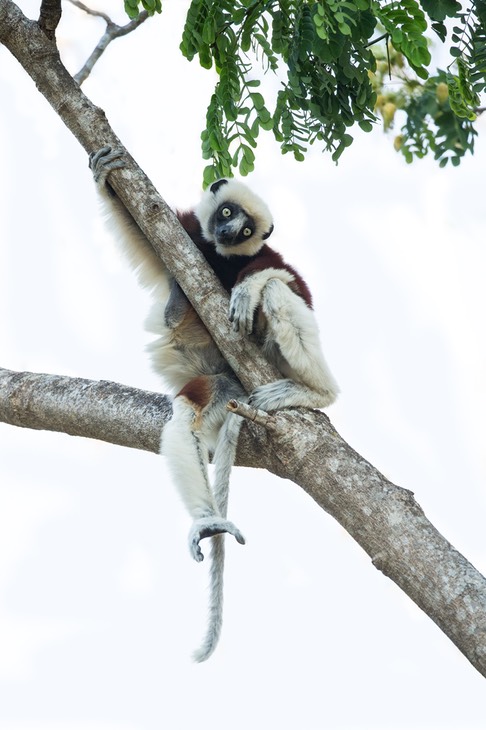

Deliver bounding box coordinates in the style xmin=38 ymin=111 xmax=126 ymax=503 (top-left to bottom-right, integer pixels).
xmin=250 ymin=278 xmax=339 ymax=410
xmin=160 ymin=398 xmax=218 ymax=518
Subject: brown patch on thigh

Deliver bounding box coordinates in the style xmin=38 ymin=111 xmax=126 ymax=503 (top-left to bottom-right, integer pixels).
xmin=177 ymin=376 xmax=214 ymax=428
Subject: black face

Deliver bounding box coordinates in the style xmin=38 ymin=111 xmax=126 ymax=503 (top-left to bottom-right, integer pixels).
xmin=209 ymin=202 xmax=256 ymax=246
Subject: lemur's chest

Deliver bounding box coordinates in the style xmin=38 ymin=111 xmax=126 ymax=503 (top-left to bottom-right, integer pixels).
xmin=199 ymin=245 xmax=254 ymax=293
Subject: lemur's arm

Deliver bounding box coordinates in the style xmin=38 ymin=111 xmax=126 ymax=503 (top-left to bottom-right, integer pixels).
xmin=89 ymin=146 xmax=169 ymax=293
xmin=229 ymin=247 xmax=312 ymax=335
xmin=229 ymin=254 xmax=339 ymax=411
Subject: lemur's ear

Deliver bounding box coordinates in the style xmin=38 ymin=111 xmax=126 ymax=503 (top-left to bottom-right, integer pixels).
xmin=210 ymin=179 xmax=229 ymax=195
xmin=262 ymin=224 xmax=274 ymax=240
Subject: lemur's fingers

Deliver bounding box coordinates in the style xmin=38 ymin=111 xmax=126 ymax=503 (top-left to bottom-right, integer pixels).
xmin=228 ymin=289 xmax=254 ymax=334
xmin=188 ymin=517 xmax=245 ymax=562
xmin=89 ymin=146 xmax=126 ymax=183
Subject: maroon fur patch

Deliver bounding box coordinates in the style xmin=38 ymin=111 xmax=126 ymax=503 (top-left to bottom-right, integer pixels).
xmin=235 ymin=246 xmax=313 ymax=308
xmin=177 ymin=376 xmax=213 ymax=408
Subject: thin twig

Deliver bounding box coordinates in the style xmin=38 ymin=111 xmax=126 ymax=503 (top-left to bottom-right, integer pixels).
xmin=67 ymin=0 xmax=149 ymax=85
xmin=365 ymin=31 xmax=389 ymax=49
xmin=385 ymin=33 xmax=392 ymax=80
xmin=68 ymin=0 xmax=111 ymax=23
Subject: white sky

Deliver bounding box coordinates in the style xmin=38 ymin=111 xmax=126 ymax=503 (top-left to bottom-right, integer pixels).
xmin=1 ymin=1 xmax=486 ymax=728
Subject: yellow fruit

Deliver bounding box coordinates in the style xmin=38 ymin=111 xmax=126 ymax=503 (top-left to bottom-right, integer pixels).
xmin=375 ymin=93 xmax=386 ymax=109
xmin=382 ymin=101 xmax=397 ymax=127
xmin=394 ymin=52 xmax=404 ymax=68
xmin=436 ymin=82 xmax=449 ymax=104
xmin=377 ymin=60 xmax=389 ymax=75
xmin=394 ymin=135 xmax=404 ymax=151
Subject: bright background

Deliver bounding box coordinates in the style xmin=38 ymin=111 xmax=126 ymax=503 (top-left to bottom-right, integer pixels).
xmin=1 ymin=1 xmax=485 ymax=728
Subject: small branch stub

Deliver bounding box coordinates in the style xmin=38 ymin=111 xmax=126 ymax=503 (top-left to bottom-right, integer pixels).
xmin=227 ymin=398 xmax=278 ymax=431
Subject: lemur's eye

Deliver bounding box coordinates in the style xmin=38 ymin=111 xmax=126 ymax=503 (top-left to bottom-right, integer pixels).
xmin=221 ymin=207 xmax=232 ymax=218
xmin=243 ymin=227 xmax=252 ymax=237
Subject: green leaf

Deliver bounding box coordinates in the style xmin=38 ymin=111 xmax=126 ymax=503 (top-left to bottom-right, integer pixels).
xmin=359 ymin=119 xmax=374 ymax=132
xmin=203 ymin=165 xmax=219 ymax=188
xmin=250 ymin=92 xmax=265 ymax=110
xmin=199 ymin=45 xmax=213 ymax=69
xmin=124 ymin=2 xmax=139 ymax=19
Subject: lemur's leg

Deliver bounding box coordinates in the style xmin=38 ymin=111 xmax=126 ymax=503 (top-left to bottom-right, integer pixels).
xmin=161 ymin=374 xmax=246 ymax=562
xmin=250 ymin=278 xmax=339 ymax=410
xmin=164 ymin=278 xmax=191 ymax=329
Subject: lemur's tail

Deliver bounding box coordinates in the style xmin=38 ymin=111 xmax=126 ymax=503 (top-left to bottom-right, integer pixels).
xmin=192 ymin=534 xmax=225 ymax=663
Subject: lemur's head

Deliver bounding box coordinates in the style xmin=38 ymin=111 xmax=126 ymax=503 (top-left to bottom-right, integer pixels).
xmin=196 ymin=178 xmax=274 ymax=257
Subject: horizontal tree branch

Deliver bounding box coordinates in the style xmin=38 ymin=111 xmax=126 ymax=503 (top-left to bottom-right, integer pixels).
xmin=0 ymin=367 xmax=264 ymax=468
xmin=1 ymin=365 xmax=485 ymax=678
xmin=0 ymin=366 xmax=170 ymax=453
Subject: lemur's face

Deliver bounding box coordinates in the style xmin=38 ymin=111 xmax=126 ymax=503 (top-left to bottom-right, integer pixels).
xmin=196 ymin=178 xmax=274 ymax=257
xmin=210 ymin=201 xmax=256 ymax=248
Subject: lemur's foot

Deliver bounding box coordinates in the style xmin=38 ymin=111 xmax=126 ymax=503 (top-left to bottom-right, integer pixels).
xmin=249 ymin=380 xmax=294 ymax=411
xmin=89 ymin=145 xmax=125 ymax=184
xmin=188 ymin=517 xmax=245 ymax=562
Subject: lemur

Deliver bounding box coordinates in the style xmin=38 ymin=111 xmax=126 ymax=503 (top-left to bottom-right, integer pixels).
xmin=89 ymin=146 xmax=339 ymax=661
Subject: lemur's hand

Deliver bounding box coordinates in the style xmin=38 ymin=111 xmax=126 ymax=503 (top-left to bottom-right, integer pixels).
xmin=229 ymin=278 xmax=263 ymax=335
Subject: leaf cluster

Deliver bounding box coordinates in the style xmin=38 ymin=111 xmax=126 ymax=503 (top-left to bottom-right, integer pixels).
xmin=370 ymin=2 xmax=486 ymax=167
xmin=147 ymin=1 xmax=486 ymax=174
xmin=180 ymin=1 xmax=382 ymax=182
xmin=396 ymin=71 xmax=477 ymax=167
xmin=124 ymin=0 xmax=161 ymax=20
xmin=446 ymin=1 xmax=486 ymax=119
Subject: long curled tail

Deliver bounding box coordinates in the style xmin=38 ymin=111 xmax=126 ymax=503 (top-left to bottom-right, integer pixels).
xmin=192 ymin=412 xmax=244 ymax=662
xmin=192 ymin=533 xmax=225 ymax=662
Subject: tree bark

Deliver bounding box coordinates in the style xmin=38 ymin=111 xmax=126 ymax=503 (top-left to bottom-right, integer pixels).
xmin=38 ymin=0 xmax=62 ymax=39
xmin=1 ymin=0 xmax=485 ymax=679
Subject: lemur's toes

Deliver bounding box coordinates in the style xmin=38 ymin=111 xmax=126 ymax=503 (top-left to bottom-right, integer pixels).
xmin=188 ymin=517 xmax=245 ymax=562
xmin=89 ymin=146 xmax=126 ymax=183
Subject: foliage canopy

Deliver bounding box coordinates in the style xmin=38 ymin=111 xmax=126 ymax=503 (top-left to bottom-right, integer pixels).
xmin=124 ymin=0 xmax=486 ymax=180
